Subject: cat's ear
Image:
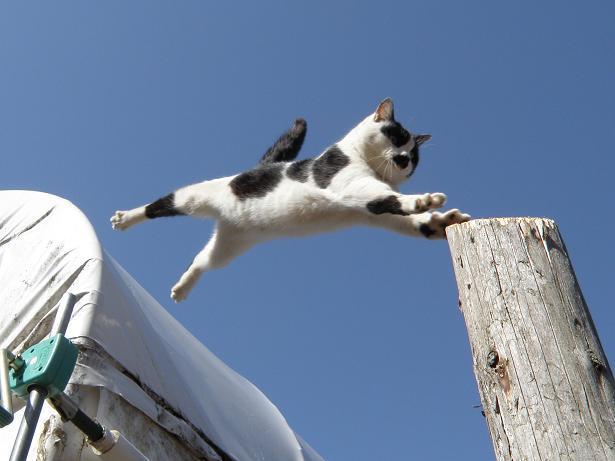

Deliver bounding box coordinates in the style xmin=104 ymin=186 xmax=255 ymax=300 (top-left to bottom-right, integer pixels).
xmin=374 ymin=98 xmax=395 ymax=122
xmin=415 ymin=134 xmax=432 ymax=146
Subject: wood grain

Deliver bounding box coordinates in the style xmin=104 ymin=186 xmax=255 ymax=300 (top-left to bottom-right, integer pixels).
xmin=447 ymin=218 xmax=615 ymax=460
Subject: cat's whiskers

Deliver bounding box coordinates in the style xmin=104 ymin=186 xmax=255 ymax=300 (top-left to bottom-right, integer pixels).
xmin=381 ymin=158 xmax=388 ymax=181
xmin=384 ymin=157 xmax=393 ymax=183
xmin=376 ymin=154 xmax=389 ymax=169
xmin=375 ymin=157 xmax=389 ymax=175
xmin=378 ymin=152 xmax=396 ymax=183
xmin=373 ymin=156 xmax=390 ymax=181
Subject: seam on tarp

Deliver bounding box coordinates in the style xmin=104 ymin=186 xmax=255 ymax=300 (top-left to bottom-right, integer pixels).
xmin=0 ymin=206 xmax=55 ymax=248
xmin=72 ymin=337 xmax=234 ymax=461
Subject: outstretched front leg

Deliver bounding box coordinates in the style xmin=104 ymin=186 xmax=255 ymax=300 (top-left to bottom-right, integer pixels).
xmin=366 ymin=192 xmax=447 ymax=216
xmin=418 ymin=209 xmax=472 ymax=238
xmin=366 ymin=208 xmax=471 ymax=239
xmin=344 ymin=180 xmax=469 ymax=237
xmin=342 ymin=177 xmax=448 ymax=216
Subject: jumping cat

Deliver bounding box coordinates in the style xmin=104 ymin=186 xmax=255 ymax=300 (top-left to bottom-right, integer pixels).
xmin=111 ymin=99 xmax=471 ymax=302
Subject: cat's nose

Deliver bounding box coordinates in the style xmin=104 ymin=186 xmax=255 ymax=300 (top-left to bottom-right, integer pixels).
xmin=392 ymin=154 xmax=410 ymax=169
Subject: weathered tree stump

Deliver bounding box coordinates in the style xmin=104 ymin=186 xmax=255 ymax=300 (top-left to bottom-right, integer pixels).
xmin=447 ymin=218 xmax=615 ymax=460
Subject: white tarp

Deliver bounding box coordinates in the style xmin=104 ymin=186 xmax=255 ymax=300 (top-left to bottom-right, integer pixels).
xmin=0 ymin=190 xmax=323 ymax=461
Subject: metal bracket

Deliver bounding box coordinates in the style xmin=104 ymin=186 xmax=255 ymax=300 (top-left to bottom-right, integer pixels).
xmin=8 ymin=292 xmax=78 ymax=461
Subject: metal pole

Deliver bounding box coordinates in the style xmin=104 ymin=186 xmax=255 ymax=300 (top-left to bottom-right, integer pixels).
xmin=8 ymin=292 xmax=78 ymax=461
xmin=0 ymin=350 xmax=14 ymax=425
xmin=50 ymin=292 xmax=77 ymax=337
xmin=9 ymin=386 xmax=48 ymax=461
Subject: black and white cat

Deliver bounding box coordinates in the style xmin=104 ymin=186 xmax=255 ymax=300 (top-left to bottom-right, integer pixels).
xmin=111 ymin=99 xmax=470 ymax=302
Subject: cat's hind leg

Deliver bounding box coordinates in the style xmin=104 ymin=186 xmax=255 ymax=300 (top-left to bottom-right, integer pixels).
xmin=171 ymin=224 xmax=252 ymax=303
xmin=111 ymin=179 xmax=227 ymax=231
xmin=111 ymin=192 xmax=185 ymax=231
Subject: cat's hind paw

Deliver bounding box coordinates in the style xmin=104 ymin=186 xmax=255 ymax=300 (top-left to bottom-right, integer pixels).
xmin=419 ymin=208 xmax=471 ymax=239
xmin=110 ymin=209 xmax=145 ymax=231
xmin=171 ymin=286 xmax=189 ymax=303
xmin=110 ymin=211 xmax=127 ymax=230
xmin=171 ymin=267 xmax=203 ymax=303
xmin=171 ymin=275 xmax=197 ymax=303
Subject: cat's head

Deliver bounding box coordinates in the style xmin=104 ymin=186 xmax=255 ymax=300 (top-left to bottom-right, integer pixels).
xmin=357 ymin=98 xmax=431 ymax=185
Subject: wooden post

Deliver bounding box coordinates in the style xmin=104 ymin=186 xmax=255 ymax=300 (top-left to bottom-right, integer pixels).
xmin=446 ymin=218 xmax=615 ymax=460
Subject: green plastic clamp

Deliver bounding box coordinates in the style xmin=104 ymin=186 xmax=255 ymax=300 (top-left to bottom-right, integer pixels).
xmin=9 ymin=334 xmax=78 ymax=399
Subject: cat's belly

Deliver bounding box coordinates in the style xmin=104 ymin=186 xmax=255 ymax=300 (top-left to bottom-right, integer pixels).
xmin=221 ymin=189 xmax=361 ymax=238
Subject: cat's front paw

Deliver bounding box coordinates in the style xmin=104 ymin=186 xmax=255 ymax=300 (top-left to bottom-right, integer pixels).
xmin=419 ymin=208 xmax=471 ymax=239
xmin=413 ymin=192 xmax=447 ymax=213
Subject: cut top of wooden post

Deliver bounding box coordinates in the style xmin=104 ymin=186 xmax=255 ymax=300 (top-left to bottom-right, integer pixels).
xmin=446 ymin=217 xmax=615 ymax=461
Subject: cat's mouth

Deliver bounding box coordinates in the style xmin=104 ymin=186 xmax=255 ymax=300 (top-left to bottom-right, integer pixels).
xmin=392 ymin=154 xmax=410 ymax=169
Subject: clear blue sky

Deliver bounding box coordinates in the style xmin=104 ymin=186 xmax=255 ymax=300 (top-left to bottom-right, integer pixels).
xmin=2 ymin=2 xmax=614 ymax=460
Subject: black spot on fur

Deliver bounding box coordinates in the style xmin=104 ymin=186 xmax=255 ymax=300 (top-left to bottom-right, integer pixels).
xmin=367 ymin=195 xmax=409 ymax=216
xmin=381 ymin=122 xmax=411 ymax=148
xmin=230 ymin=163 xmax=284 ymax=200
xmin=410 ymin=144 xmax=419 ymax=169
xmin=419 ymin=223 xmax=436 ymax=238
xmin=312 ymin=145 xmax=350 ymax=188
xmin=392 ymin=154 xmax=410 ymax=169
xmin=145 ymin=193 xmax=185 ymax=218
xmin=406 ymin=144 xmax=420 ymax=178
xmin=287 ymin=158 xmax=313 ymax=183
xmin=259 ymin=119 xmax=307 ymax=164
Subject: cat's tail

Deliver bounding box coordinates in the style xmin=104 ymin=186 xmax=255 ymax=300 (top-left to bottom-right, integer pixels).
xmin=259 ymin=118 xmax=307 ymax=164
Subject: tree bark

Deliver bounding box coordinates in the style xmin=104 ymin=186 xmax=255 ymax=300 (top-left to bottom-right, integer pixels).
xmin=446 ymin=218 xmax=615 ymax=460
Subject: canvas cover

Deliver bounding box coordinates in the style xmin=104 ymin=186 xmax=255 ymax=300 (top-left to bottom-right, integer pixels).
xmin=0 ymin=190 xmax=323 ymax=461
